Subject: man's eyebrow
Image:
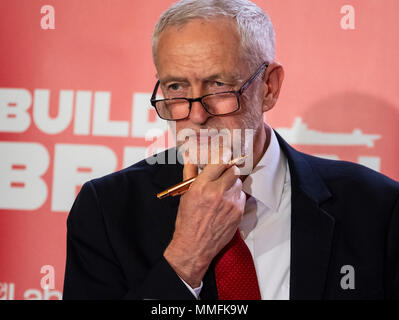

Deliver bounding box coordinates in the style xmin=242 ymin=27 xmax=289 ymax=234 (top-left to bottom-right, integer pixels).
xmin=159 ymin=76 xmax=188 ymax=84
xmin=204 ymin=73 xmax=241 ymax=82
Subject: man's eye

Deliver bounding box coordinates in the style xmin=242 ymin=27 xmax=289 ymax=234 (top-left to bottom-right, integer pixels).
xmin=169 ymin=83 xmax=180 ymax=90
xmin=215 ymin=81 xmax=225 ymax=87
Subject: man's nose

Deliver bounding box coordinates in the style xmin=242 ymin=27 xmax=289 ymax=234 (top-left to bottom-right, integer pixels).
xmin=188 ymin=100 xmax=211 ymax=125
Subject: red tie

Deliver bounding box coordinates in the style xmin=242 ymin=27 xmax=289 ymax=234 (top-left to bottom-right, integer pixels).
xmin=214 ymin=194 xmax=261 ymax=300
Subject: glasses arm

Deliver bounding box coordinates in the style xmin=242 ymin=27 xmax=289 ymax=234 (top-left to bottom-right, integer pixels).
xmin=238 ymin=62 xmax=268 ymax=94
xmin=151 ymin=80 xmax=161 ymax=103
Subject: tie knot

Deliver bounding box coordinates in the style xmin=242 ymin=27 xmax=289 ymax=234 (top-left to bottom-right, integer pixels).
xmin=244 ymin=192 xmax=251 ymax=201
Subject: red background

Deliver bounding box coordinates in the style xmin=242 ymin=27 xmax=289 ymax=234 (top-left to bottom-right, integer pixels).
xmin=0 ymin=0 xmax=398 ymax=299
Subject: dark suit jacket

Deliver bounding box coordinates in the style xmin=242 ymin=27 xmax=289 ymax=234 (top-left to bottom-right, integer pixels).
xmin=62 ymin=132 xmax=399 ymax=300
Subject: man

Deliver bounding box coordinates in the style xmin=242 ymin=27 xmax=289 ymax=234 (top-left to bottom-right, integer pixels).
xmin=63 ymin=0 xmax=399 ymax=300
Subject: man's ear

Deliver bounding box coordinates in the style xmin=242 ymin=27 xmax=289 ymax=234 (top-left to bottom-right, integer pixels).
xmin=262 ymin=62 xmax=285 ymax=112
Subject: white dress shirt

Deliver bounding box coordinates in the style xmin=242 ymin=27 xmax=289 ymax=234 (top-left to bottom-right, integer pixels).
xmin=240 ymin=126 xmax=291 ymax=300
xmin=180 ymin=125 xmax=291 ymax=300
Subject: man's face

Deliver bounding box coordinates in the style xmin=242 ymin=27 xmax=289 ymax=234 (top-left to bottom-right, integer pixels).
xmin=155 ymin=18 xmax=265 ymax=167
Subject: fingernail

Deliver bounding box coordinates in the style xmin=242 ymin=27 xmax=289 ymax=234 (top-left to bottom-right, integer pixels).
xmin=222 ymin=149 xmax=232 ymax=164
xmin=229 ymin=155 xmax=247 ymax=166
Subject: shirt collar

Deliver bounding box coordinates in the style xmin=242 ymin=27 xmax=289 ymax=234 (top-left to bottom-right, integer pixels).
xmin=242 ymin=124 xmax=287 ymax=211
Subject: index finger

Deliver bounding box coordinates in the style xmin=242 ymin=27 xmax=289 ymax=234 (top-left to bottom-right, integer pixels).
xmin=198 ymin=154 xmax=246 ymax=182
xmin=197 ymin=162 xmax=232 ymax=182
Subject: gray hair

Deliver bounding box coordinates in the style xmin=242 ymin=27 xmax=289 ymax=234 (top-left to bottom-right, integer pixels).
xmin=152 ymin=0 xmax=275 ymax=71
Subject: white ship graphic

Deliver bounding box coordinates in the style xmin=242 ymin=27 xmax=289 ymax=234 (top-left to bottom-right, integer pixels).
xmin=276 ymin=117 xmax=381 ymax=148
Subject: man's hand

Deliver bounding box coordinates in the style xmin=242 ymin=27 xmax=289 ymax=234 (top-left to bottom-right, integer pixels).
xmin=163 ymin=160 xmax=246 ymax=288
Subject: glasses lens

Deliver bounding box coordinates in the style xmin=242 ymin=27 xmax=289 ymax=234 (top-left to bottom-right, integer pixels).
xmin=202 ymin=92 xmax=238 ymax=115
xmin=155 ymin=99 xmax=190 ymax=120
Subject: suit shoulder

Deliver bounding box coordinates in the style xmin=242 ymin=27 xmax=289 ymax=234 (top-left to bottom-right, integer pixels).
xmin=90 ymin=157 xmax=157 ymax=188
xmin=301 ymin=153 xmax=399 ymax=193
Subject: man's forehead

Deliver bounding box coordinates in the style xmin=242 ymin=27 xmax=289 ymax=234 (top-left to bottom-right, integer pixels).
xmin=156 ymin=58 xmax=246 ymax=85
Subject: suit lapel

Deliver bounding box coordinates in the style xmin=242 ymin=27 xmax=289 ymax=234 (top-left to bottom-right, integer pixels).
xmin=289 ymin=186 xmax=335 ymax=299
xmin=276 ymin=131 xmax=335 ymax=299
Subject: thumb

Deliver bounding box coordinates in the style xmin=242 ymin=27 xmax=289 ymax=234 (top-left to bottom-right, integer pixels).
xmin=183 ymin=161 xmax=198 ymax=181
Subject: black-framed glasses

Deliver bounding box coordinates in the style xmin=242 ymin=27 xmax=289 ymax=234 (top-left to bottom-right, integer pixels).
xmin=150 ymin=62 xmax=268 ymax=121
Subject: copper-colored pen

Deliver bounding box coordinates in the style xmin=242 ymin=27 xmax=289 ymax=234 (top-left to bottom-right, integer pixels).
xmin=157 ymin=155 xmax=247 ymax=199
